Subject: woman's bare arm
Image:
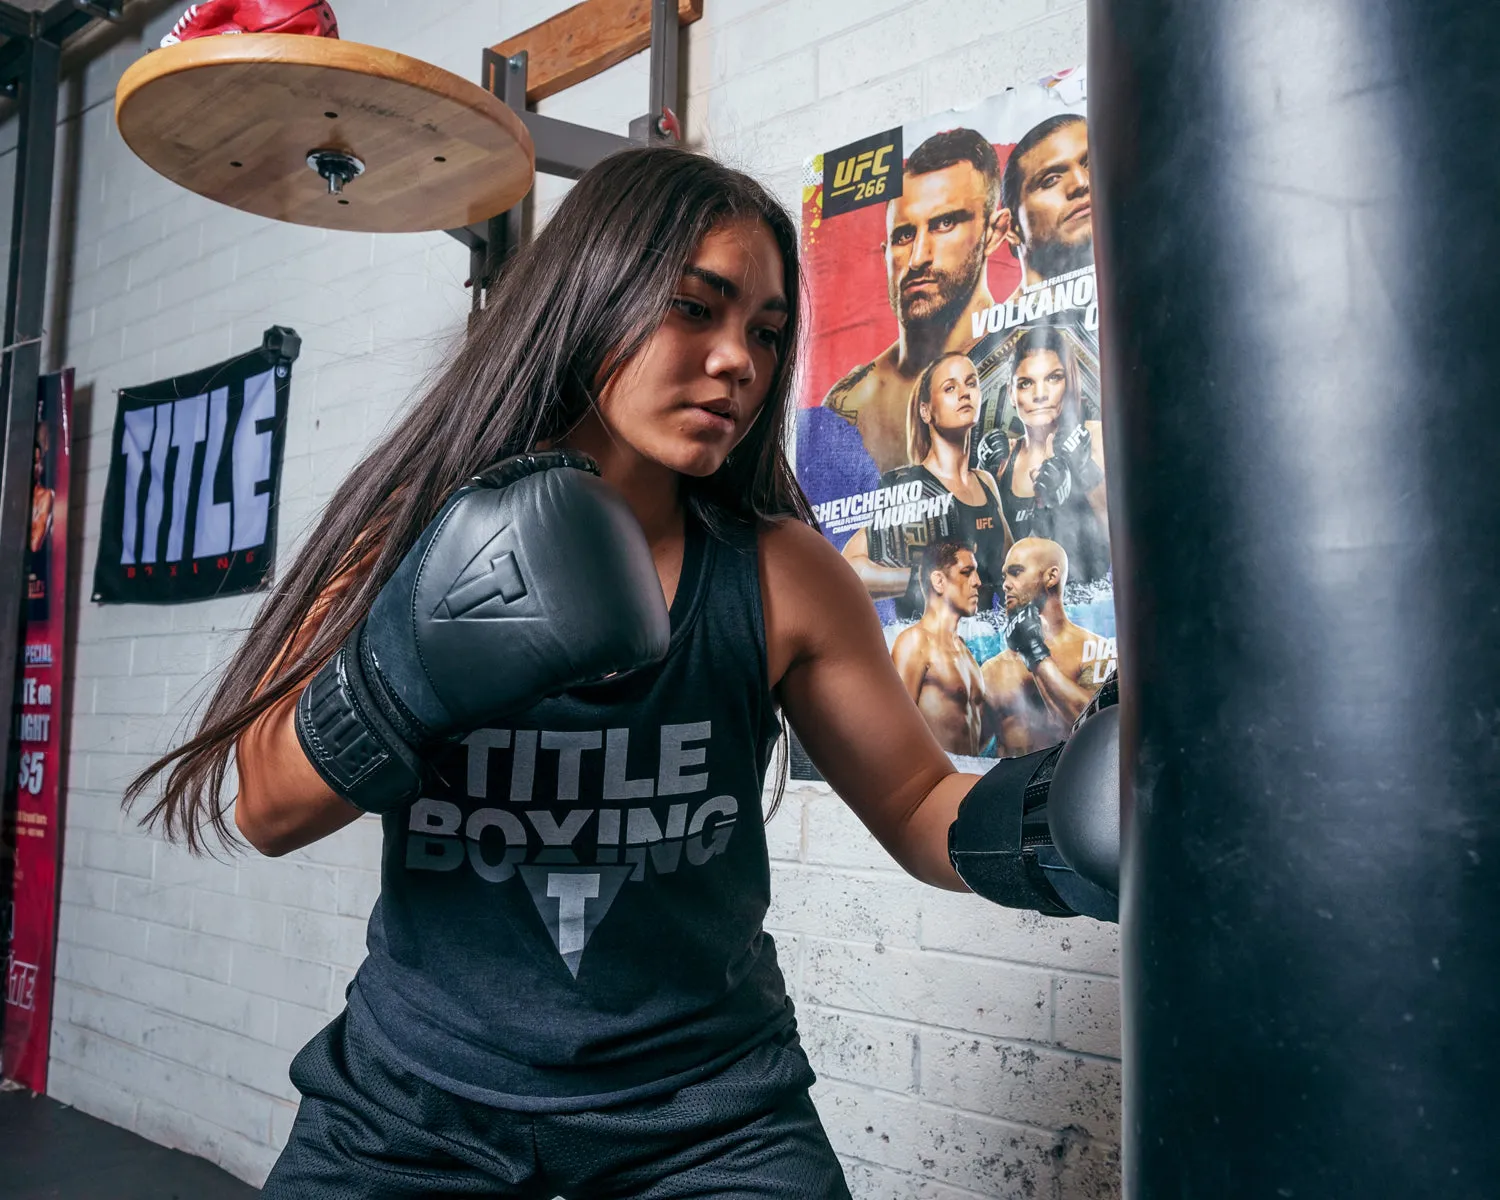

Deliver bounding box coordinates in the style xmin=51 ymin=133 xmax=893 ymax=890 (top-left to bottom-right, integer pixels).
xmin=235 ymin=689 xmax=362 ymax=856
xmin=763 ymin=520 xmax=976 ymax=890
xmin=234 ymin=572 xmax=366 ymax=857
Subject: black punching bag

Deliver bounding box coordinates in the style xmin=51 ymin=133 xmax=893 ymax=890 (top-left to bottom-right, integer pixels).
xmin=1090 ymin=2 xmax=1500 ymax=1196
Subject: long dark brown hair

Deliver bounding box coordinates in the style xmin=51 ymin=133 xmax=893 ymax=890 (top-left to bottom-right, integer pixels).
xmin=125 ymin=147 xmax=812 ymax=852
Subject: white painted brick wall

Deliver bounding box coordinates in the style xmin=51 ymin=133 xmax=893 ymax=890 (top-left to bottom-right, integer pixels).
xmin=27 ymin=1 xmax=1117 ymax=1195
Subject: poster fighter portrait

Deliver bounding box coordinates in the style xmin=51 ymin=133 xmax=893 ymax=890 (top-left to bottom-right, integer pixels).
xmin=796 ymin=69 xmax=1117 ymax=771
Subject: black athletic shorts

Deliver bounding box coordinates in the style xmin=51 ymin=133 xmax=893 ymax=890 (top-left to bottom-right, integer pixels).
xmin=261 ymin=1009 xmax=852 ymax=1199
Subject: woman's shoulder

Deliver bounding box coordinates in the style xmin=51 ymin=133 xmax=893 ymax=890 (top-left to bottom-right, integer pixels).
xmin=758 ymin=518 xmax=872 ymax=614
xmin=757 ymin=517 xmax=877 ymax=684
xmin=758 ymin=514 xmax=835 ymax=567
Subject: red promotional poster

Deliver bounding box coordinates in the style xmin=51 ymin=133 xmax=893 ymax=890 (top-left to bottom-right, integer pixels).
xmin=793 ymin=69 xmax=1113 ymax=778
xmin=3 ymin=369 xmax=72 ymax=1092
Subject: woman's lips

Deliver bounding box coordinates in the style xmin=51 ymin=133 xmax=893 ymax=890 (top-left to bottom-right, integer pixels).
xmin=683 ymin=405 xmax=736 ymax=434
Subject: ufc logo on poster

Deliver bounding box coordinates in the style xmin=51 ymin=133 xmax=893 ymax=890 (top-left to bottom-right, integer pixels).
xmin=823 ymin=127 xmax=903 ymax=218
xmin=93 ymin=329 xmax=297 ymax=604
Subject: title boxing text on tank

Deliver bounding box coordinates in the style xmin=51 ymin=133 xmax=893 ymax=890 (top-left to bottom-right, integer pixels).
xmin=948 ymin=672 xmax=1120 ymax=921
xmin=295 ymin=453 xmax=672 ymax=814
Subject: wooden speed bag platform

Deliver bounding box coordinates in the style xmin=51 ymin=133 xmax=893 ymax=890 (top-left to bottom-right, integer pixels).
xmin=115 ymin=34 xmax=536 ymax=233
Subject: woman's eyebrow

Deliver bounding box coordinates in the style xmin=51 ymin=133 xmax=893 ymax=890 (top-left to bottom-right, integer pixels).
xmin=683 ymin=266 xmax=788 ymax=313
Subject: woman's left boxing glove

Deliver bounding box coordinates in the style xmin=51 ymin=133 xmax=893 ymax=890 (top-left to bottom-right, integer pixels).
xmin=295 ymin=452 xmax=671 ymax=814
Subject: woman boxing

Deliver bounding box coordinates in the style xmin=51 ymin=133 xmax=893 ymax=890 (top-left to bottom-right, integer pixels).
xmin=126 ymin=148 xmax=1057 ymax=1198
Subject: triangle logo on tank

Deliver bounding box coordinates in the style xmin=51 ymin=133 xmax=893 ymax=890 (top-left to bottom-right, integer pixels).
xmin=517 ymin=864 xmax=632 ymax=979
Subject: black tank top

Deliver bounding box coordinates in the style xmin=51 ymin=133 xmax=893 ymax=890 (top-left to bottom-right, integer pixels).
xmin=347 ymin=514 xmax=791 ymax=1111
xmin=998 ymin=446 xmax=1111 ymax=585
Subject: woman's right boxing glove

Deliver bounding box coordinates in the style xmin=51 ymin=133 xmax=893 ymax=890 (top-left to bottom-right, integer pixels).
xmin=294 ymin=451 xmax=671 ymax=813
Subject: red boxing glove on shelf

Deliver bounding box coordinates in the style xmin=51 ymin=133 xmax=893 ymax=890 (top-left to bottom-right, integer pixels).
xmin=161 ymin=0 xmax=340 ymax=47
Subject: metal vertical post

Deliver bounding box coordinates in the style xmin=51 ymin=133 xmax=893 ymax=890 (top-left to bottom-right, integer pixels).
xmin=630 ymin=0 xmax=678 ymax=143
xmin=470 ymin=49 xmax=532 ymax=313
xmin=0 ymin=33 xmax=60 ymax=771
xmin=460 ymin=7 xmax=678 ymax=303
xmin=485 ymin=51 xmax=529 ymax=295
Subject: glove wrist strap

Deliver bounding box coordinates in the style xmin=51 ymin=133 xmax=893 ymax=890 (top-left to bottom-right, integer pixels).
xmin=295 ymin=633 xmax=425 ymax=815
xmin=948 ymin=745 xmax=1078 ymax=918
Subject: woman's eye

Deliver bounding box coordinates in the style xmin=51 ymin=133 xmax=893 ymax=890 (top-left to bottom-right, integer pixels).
xmin=672 ymin=297 xmax=710 ymax=319
xmin=755 ymin=326 xmax=785 ymax=349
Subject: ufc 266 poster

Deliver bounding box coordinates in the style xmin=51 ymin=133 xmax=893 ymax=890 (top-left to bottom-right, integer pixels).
xmin=794 ymin=68 xmax=1116 ymax=776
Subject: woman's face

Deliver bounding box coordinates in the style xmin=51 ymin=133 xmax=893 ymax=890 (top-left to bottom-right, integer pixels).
xmin=1012 ymin=348 xmax=1067 ymax=429
xmin=593 ymin=217 xmax=789 ymax=479
xmin=920 ymin=356 xmax=981 ymax=436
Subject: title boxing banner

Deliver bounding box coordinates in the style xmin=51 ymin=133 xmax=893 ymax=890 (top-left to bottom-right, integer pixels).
xmin=3 ymin=370 xmax=73 ymax=1093
xmin=93 ymin=327 xmax=300 ymax=605
xmin=793 ymin=68 xmax=1116 ymax=778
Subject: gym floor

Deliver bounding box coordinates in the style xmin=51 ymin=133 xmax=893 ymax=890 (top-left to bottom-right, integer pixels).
xmin=0 ymin=1088 xmax=259 ymax=1199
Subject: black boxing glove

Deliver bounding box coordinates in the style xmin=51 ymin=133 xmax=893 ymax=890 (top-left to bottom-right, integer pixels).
xmin=1054 ymin=423 xmax=1104 ymax=493
xmin=295 ymin=452 xmax=671 ymax=813
xmin=974 ymin=428 xmax=1010 ymax=475
xmin=1031 ymin=454 xmax=1072 ymax=510
xmin=1006 ymin=602 xmax=1050 ymax=671
xmin=948 ymin=744 xmax=1080 ymax=918
xmin=1047 ymin=671 xmax=1120 ymax=897
xmin=948 ymin=670 xmax=1120 ymax=922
